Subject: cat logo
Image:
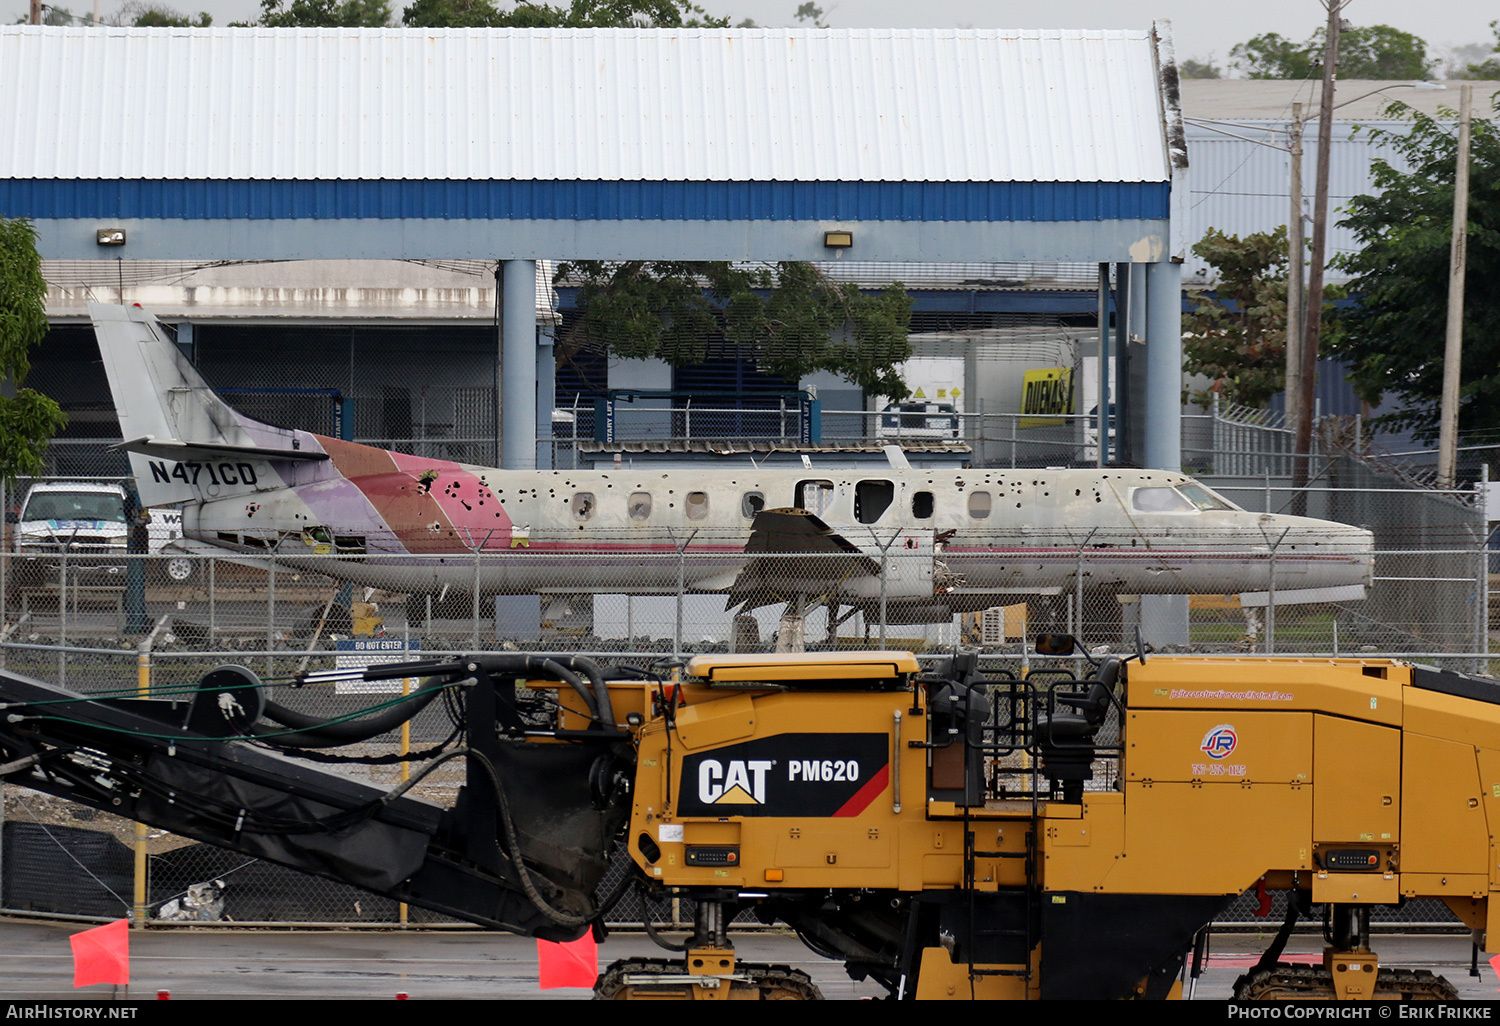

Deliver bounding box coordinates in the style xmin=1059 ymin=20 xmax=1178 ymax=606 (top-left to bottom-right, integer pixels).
xmin=698 ymin=758 xmax=773 ymax=805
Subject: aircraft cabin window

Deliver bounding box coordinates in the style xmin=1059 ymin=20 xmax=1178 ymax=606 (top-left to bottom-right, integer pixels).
xmin=968 ymin=491 xmax=991 ymax=519
xmin=1132 ymin=487 xmax=1196 ymax=514
xmin=796 ymin=480 xmax=835 ymax=517
xmin=686 ymin=491 xmax=709 ymax=520
xmin=741 ymin=491 xmax=765 ymax=519
xmin=855 ymin=480 xmax=894 ymax=524
xmin=571 ymin=493 xmax=595 ymax=521
xmin=912 ymin=491 xmax=934 ymax=519
xmin=628 ymin=492 xmax=653 ymax=521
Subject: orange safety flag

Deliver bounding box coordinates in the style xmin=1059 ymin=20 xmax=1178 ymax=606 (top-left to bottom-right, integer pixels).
xmin=1491 ymin=953 xmax=1500 ymax=989
xmin=537 ymin=933 xmax=598 ymax=990
xmin=71 ymin=920 xmax=130 ymax=988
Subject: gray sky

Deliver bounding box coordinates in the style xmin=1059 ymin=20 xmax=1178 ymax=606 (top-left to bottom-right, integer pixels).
xmin=6 ymin=0 xmax=1495 ymax=73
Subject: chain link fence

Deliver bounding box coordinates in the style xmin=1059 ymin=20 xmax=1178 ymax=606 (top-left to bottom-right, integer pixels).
xmin=0 ymin=516 xmax=1490 ymax=928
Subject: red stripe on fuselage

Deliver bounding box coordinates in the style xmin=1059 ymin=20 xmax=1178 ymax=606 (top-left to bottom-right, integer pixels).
xmin=317 ymin=438 xmax=513 ymax=553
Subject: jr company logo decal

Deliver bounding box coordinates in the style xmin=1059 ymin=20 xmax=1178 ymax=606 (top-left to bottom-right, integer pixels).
xmin=1200 ymin=723 xmax=1238 ymax=760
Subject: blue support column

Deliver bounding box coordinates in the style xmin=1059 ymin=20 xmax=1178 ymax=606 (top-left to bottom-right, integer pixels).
xmin=501 ymin=259 xmax=537 ymax=470
xmin=536 ymin=325 xmax=555 ymax=470
xmin=1143 ymin=259 xmax=1182 ymax=472
xmin=1140 ymin=258 xmax=1189 ymax=646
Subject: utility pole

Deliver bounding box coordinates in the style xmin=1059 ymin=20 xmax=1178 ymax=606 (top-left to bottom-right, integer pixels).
xmin=1437 ymin=82 xmax=1474 ymax=490
xmin=1285 ymin=102 xmax=1305 ymax=435
xmin=1293 ymin=0 xmax=1342 ymax=514
xmin=29 ymin=0 xmax=42 ymax=24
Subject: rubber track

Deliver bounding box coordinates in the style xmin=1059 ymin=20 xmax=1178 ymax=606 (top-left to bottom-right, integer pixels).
xmin=1233 ymin=962 xmax=1459 ymax=1001
xmin=594 ymin=957 xmax=824 ymax=1000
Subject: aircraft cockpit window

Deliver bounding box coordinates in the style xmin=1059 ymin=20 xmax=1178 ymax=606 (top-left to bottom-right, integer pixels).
xmin=1132 ymin=487 xmax=1196 ymax=514
xmin=968 ymin=491 xmax=991 ymax=519
xmin=628 ymin=492 xmax=653 ymax=521
xmin=571 ymin=493 xmax=595 ymax=521
xmin=855 ymin=480 xmax=894 ymax=524
xmin=1178 ymin=482 xmax=1238 ymax=511
xmin=797 ymin=480 xmax=835 ymax=517
xmin=912 ymin=491 xmax=934 ymax=519
xmin=741 ymin=491 xmax=765 ymax=519
xmin=686 ymin=491 xmax=709 ymax=520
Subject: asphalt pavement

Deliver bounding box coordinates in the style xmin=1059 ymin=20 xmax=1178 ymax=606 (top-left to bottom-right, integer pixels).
xmin=1 ymin=917 xmax=1497 ymax=1001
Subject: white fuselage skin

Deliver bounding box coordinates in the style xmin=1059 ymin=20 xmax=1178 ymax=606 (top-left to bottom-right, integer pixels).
xmin=182 ymin=461 xmax=1373 ymax=608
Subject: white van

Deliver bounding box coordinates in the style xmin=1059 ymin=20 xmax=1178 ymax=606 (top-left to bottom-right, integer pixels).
xmin=8 ymin=481 xmax=193 ymax=583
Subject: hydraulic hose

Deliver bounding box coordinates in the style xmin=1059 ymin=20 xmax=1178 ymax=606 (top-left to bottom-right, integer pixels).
xmin=253 ymin=675 xmax=455 ymax=748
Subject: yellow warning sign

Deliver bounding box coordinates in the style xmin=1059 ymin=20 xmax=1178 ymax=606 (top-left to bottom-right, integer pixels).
xmin=1020 ymin=368 xmax=1074 ymax=428
xmin=912 ymin=387 xmax=927 ymax=399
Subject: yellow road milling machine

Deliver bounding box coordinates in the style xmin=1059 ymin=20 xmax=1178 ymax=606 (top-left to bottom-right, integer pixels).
xmin=0 ymin=643 xmax=1494 ymax=999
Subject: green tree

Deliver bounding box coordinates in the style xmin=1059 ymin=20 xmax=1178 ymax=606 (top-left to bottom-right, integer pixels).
xmin=558 ymin=262 xmax=913 ymax=399
xmin=404 ymin=1 xmax=728 ymax=27
xmin=1330 ymin=100 xmax=1500 ymax=442
xmin=1184 ymin=228 xmax=1346 ymax=410
xmin=1229 ymin=32 xmax=1316 ymax=79
xmin=122 ymin=2 xmax=212 ymax=26
xmin=0 ymin=220 xmax=67 ymax=483
xmin=1179 ymin=57 xmax=1222 ymax=80
xmin=1340 ymin=26 xmax=1436 ymax=79
xmin=1230 ymin=25 xmax=1434 ymax=79
xmin=1183 ymin=229 xmax=1291 ymax=409
xmin=793 ymin=3 xmax=825 ymax=28
xmin=256 ymin=0 xmax=391 ymax=27
xmin=1467 ymin=21 xmax=1500 ymax=79
xmin=401 ymin=0 xmax=505 ymax=26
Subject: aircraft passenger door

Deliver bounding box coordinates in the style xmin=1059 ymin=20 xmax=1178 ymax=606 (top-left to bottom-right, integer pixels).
xmin=796 ymin=479 xmax=836 ymax=518
xmin=854 ymin=480 xmax=895 ymax=525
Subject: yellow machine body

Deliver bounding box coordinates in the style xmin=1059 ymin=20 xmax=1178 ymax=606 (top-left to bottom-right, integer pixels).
xmin=574 ymin=652 xmax=1500 ymax=999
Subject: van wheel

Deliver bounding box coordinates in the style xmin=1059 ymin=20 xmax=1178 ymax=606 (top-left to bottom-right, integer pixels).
xmin=166 ymin=557 xmax=195 ymax=583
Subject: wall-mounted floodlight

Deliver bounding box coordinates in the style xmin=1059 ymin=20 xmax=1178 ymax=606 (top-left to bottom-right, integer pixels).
xmin=823 ymin=230 xmax=853 ymax=249
xmin=96 ymin=228 xmax=126 ymax=246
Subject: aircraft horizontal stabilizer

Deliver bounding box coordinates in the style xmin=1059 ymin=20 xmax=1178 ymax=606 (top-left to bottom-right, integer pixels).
xmin=726 ymin=508 xmax=881 ymax=612
xmin=116 ymin=436 xmax=329 ymax=463
xmin=1237 ymin=584 xmax=1368 ymax=607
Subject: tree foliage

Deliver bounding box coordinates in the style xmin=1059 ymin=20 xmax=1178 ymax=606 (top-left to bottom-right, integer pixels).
xmin=1330 ymin=99 xmax=1500 ymax=442
xmin=1183 ymin=229 xmax=1291 ymax=409
xmin=0 ymin=219 xmax=67 ymax=483
xmin=558 ymin=262 xmax=913 ymax=399
xmin=1466 ymin=21 xmax=1500 ymax=79
xmin=403 ymin=0 xmax=727 ymax=27
xmin=1183 ymin=228 xmax=1346 ymax=410
xmin=1178 ymin=57 xmax=1222 ymax=80
xmin=1230 ymin=25 xmax=1435 ymax=80
xmin=119 ymin=2 xmax=212 ymax=25
xmin=256 ymin=0 xmax=392 ymax=27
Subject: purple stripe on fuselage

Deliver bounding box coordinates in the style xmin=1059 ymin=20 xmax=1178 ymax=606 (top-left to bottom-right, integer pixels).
xmin=291 ymin=475 xmax=409 ymax=554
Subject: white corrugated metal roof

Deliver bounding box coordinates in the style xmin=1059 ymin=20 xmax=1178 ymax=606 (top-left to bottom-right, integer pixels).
xmin=1 ymin=26 xmax=1169 ymax=184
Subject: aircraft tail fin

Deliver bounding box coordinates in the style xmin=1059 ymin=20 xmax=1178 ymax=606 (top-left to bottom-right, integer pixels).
xmin=90 ymin=303 xmax=308 ymax=506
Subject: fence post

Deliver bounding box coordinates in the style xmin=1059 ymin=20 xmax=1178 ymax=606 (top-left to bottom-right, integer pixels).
xmin=1074 ymin=529 xmax=1096 ymax=643
xmin=267 ymin=561 xmax=276 ymax=678
xmin=1263 ymin=528 xmax=1288 ymax=655
xmin=472 ymin=546 xmax=483 ymax=651
xmin=1 ymin=477 xmax=6 ymax=652
xmin=879 ymin=546 xmax=888 ymax=651
xmin=1486 ymin=481 xmax=1494 ymax=677
xmin=1212 ymin=393 xmax=1221 ymax=475
xmin=1478 ymin=467 xmax=1490 ymax=675
xmin=134 ymin=614 xmax=171 ymax=929
xmin=58 ymin=550 xmax=67 ymax=687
